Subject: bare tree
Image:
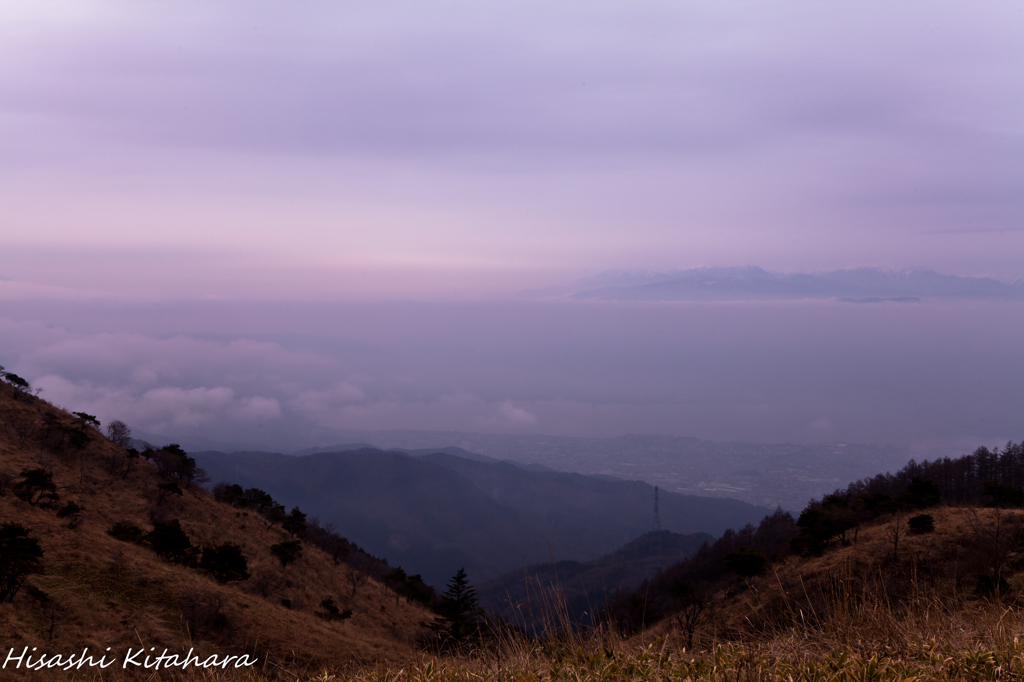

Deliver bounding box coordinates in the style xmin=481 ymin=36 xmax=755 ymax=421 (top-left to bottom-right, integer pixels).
xmin=179 ymin=589 xmax=228 ymax=639
xmin=670 ymin=580 xmax=712 ymax=649
xmin=887 ymin=514 xmax=905 ymax=562
xmin=347 ymin=564 xmax=371 ymax=600
xmin=345 ymin=551 xmax=377 ymax=600
xmin=105 ymin=420 xmax=132 ymax=449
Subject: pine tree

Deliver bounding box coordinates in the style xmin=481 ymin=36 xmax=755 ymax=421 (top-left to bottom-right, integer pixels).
xmin=283 ymin=507 xmax=307 ymax=538
xmin=431 ymin=567 xmax=481 ymax=646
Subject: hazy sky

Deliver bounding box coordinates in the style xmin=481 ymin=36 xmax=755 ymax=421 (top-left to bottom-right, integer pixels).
xmin=1 ymin=2 xmax=1021 ymax=453
xmin=2 ymin=0 xmax=1021 ymax=298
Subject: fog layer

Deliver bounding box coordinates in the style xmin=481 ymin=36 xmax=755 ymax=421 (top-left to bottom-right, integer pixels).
xmin=1 ymin=297 xmax=1019 ymax=457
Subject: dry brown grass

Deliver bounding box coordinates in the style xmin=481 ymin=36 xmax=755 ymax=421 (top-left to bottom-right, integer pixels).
xmin=639 ymin=505 xmax=1024 ymax=656
xmin=0 ymin=386 xmax=434 ymax=677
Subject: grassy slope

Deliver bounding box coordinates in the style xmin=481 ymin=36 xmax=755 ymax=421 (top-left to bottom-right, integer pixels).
xmin=0 ymin=386 xmax=433 ymax=675
xmin=633 ymin=504 xmax=1024 ymax=652
xmin=437 ymin=508 xmax=1024 ymax=682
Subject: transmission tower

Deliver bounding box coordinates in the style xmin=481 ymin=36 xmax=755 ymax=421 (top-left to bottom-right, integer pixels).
xmin=650 ymin=486 xmax=663 ymax=557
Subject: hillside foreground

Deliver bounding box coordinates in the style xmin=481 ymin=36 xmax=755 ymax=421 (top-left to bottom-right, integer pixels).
xmin=339 ymin=504 xmax=1024 ymax=682
xmin=0 ymin=382 xmax=434 ymax=678
xmin=4 ymin=378 xmax=1024 ymax=680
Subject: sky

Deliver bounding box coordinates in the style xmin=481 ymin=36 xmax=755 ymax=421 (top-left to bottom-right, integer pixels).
xmin=1 ymin=1 xmax=1022 ymax=454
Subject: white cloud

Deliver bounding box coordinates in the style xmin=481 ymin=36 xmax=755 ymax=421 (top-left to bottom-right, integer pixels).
xmin=290 ymin=382 xmax=367 ymax=423
xmin=34 ymin=375 xmax=281 ymax=433
xmin=497 ymin=401 xmax=537 ymax=425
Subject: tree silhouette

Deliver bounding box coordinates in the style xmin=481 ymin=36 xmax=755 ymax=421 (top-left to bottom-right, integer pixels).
xmin=105 ymin=420 xmax=132 ymax=449
xmin=908 ymin=513 xmax=935 ymax=534
xmin=200 ymin=543 xmax=250 ymax=583
xmin=723 ymin=547 xmax=768 ymax=577
xmin=791 ymin=494 xmax=858 ymax=555
xmin=283 ymin=507 xmax=307 ymax=538
xmin=316 ymin=596 xmax=352 ymax=622
xmin=669 ymin=579 xmax=710 ymax=649
xmin=263 ymin=503 xmax=287 ymax=529
xmin=0 ymin=523 xmax=44 ymax=602
xmin=903 ymin=477 xmax=941 ymax=509
xmin=431 ymin=568 xmax=481 ymax=646
xmin=2 ymin=370 xmax=31 ymax=400
xmin=151 ymin=444 xmax=207 ymax=488
xmin=14 ymin=468 xmax=59 ymax=507
xmin=240 ymin=487 xmax=274 ymax=510
xmin=145 ymin=520 xmax=196 ymax=565
xmin=72 ymin=412 xmax=100 ymax=429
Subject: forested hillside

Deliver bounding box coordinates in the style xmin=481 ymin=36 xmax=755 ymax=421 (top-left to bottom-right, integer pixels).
xmin=604 ymin=440 xmax=1024 ymax=639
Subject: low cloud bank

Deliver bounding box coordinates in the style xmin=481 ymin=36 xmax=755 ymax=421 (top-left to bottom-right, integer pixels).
xmin=1 ymin=297 xmax=1021 ymax=455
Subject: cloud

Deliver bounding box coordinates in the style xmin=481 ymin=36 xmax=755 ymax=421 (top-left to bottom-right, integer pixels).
xmin=290 ymin=382 xmax=367 ymax=423
xmin=497 ymin=401 xmax=537 ymax=425
xmin=34 ymin=375 xmax=281 ymax=433
xmin=806 ymin=418 xmax=834 ymax=432
xmin=6 ymin=323 xmax=334 ymax=393
xmin=0 ymin=317 xmax=313 ymax=435
xmin=3 ymin=293 xmax=1023 ymax=452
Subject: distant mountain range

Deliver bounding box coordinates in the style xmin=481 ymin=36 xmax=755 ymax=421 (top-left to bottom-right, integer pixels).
xmin=194 ymin=447 xmax=770 ymax=586
xmin=137 ymin=429 xmax=910 ymax=512
xmin=526 ymin=266 xmax=1024 ymax=302
xmin=289 ymin=435 xmax=907 ymax=512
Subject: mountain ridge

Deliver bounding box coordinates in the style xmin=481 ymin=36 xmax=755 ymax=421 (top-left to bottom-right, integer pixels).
xmin=194 ymin=447 xmax=771 ymax=586
xmin=567 ymin=266 xmax=1024 ymax=302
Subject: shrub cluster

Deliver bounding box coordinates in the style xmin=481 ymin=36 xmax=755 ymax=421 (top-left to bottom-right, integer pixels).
xmin=316 ymin=596 xmax=352 ymax=622
xmin=146 ymin=444 xmax=208 ymax=488
xmin=0 ymin=522 xmax=43 ymax=602
xmin=385 ymin=566 xmax=436 ymax=606
xmin=13 ymin=468 xmax=59 ymax=507
xmin=107 ymin=519 xmax=250 ymax=583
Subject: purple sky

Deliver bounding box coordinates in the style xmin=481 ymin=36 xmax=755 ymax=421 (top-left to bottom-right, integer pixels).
xmin=1 ymin=2 xmax=1021 ymax=452
xmin=2 ymin=0 xmax=1021 ymax=296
